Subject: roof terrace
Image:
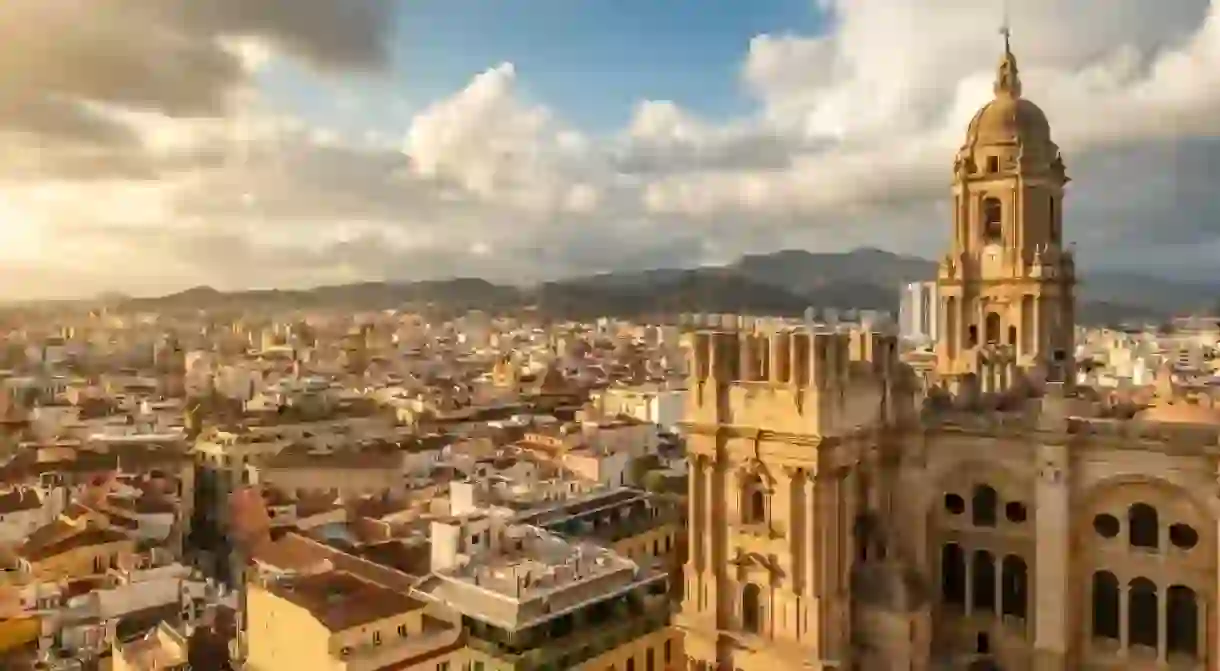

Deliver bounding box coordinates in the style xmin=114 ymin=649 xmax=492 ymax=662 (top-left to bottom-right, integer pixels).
xmin=420 ymin=524 xmax=664 ymax=630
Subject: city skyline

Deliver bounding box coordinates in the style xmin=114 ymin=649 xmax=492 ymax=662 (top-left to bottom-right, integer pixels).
xmin=0 ymin=0 xmax=1217 ymax=300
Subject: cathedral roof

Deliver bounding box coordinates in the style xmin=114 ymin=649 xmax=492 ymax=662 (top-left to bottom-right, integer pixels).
xmin=963 ymin=39 xmax=1053 ymax=148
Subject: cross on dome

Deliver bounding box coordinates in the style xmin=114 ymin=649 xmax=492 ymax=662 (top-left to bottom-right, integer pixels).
xmin=993 ymin=12 xmax=1022 ymax=98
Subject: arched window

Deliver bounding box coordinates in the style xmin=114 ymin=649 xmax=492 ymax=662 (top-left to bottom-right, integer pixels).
xmin=1167 ymin=585 xmax=1198 ymax=657
xmin=982 ymin=197 xmax=1002 ymax=242
xmin=1128 ymin=503 xmax=1159 ymax=549
xmin=1092 ymin=571 xmax=1119 ymax=640
xmin=1000 ymin=555 xmax=1028 ymax=619
xmin=972 ymin=550 xmax=996 ymax=614
xmin=940 ymin=543 xmax=966 ymax=605
xmin=741 ymin=583 xmax=762 ymax=633
xmin=972 ymin=485 xmax=998 ymax=527
xmin=742 ymin=475 xmax=765 ymax=524
xmin=984 ymin=313 xmax=1002 ymax=345
xmin=1128 ymin=577 xmax=1159 ymax=649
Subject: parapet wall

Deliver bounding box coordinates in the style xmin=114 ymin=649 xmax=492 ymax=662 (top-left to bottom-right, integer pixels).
xmin=687 ymin=324 xmax=900 ymax=390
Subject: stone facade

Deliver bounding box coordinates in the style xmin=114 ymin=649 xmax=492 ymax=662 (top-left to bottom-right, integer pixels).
xmin=676 ymin=38 xmax=1220 ymax=671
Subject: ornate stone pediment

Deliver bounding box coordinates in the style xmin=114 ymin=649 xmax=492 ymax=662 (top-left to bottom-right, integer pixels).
xmin=729 ymin=550 xmax=784 ymax=582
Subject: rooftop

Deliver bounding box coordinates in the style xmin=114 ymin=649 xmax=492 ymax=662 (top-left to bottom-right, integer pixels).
xmin=421 ymin=524 xmax=662 ymax=630
xmin=265 ymin=570 xmax=426 ymax=632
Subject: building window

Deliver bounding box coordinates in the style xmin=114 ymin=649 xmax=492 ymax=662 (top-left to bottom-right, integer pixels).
xmin=1093 ymin=513 xmax=1119 ymax=538
xmin=373 ymin=631 xmax=381 ymax=646
xmin=1005 ymin=502 xmax=1027 ymax=523
xmin=741 ymin=583 xmax=762 ymax=633
xmin=437 ymin=663 xmax=449 ymax=671
xmin=940 ymin=543 xmax=965 ymax=605
xmin=972 ymin=550 xmax=996 ymax=613
xmin=1169 ymin=523 xmax=1198 ymax=550
xmin=1092 ymin=571 xmax=1120 ymax=640
xmin=968 ymin=325 xmax=979 ymax=348
xmin=664 ymin=639 xmax=672 ymax=662
xmin=1128 ymin=503 xmax=1159 ymax=549
xmin=398 ymin=624 xmax=408 ymax=637
xmin=982 ymin=197 xmax=1002 ymax=242
xmin=1167 ymin=585 xmax=1199 ymax=657
xmin=984 ymin=313 xmax=1001 ymax=345
xmin=742 ymin=475 xmax=765 ymax=524
xmin=986 ymin=156 xmax=999 ymax=173
xmin=627 ymin=658 xmax=635 ymax=671
xmin=1000 ymin=555 xmax=1028 ymax=619
xmin=1129 ymin=577 xmax=1159 ymax=649
xmin=647 ymin=648 xmax=655 ymax=671
xmin=971 ymin=485 xmax=998 ymax=527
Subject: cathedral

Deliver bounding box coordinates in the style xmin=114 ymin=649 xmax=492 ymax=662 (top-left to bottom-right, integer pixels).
xmin=677 ymin=37 xmax=1220 ymax=671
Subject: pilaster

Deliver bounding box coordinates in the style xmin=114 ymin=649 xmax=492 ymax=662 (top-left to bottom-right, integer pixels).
xmin=1033 ymin=441 xmax=1070 ymax=670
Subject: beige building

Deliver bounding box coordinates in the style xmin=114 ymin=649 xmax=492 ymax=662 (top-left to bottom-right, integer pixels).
xmin=677 ymin=38 xmax=1217 ymax=671
xmin=247 ymin=570 xmax=465 ymax=671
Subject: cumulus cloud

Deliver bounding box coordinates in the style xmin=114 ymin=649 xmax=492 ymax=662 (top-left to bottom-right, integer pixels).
xmin=404 ymin=63 xmax=604 ymax=213
xmin=1 ymin=0 xmax=1219 ymax=298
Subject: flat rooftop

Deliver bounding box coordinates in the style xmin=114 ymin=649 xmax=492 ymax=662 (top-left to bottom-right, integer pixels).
xmin=420 ymin=525 xmax=662 ymax=630
xmin=445 ymin=526 xmax=634 ymax=600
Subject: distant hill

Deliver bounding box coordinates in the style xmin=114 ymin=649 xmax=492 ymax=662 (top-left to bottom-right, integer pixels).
xmin=112 ymin=248 xmax=1215 ymax=325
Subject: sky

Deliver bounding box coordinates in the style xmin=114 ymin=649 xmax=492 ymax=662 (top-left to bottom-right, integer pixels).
xmin=0 ymin=0 xmax=1218 ymax=299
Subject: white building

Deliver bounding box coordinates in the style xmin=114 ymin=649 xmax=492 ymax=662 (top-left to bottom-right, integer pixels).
xmin=898 ymin=280 xmax=939 ymax=344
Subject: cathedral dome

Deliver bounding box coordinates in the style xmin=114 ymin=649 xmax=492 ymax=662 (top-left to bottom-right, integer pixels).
xmin=963 ymin=42 xmax=1052 ymax=148
xmin=966 ymin=95 xmax=1051 ymax=147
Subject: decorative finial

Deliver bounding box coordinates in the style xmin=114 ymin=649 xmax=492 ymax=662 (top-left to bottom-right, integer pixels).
xmin=1000 ymin=0 xmax=1012 ymax=55
xmin=993 ymin=0 xmax=1022 ymax=98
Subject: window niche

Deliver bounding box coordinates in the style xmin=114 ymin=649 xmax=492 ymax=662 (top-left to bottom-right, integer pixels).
xmin=982 ymin=197 xmax=1003 ymax=243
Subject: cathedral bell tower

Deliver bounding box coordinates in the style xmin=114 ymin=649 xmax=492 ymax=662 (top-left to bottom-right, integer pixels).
xmin=936 ymin=31 xmax=1076 ymax=389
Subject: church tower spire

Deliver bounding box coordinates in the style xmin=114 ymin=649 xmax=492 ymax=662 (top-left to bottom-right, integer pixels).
xmin=936 ymin=33 xmax=1076 ymax=392
xmin=994 ymin=20 xmax=1022 ymax=98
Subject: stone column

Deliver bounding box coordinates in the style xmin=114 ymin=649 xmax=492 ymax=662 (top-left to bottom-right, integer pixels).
xmin=1117 ymin=582 xmax=1128 ymax=657
xmin=1033 ymin=296 xmax=1042 ymax=357
xmin=1033 ymin=442 xmax=1071 ymax=670
xmin=965 ymin=555 xmax=974 ymax=617
xmin=819 ymin=473 xmax=838 ymax=658
xmin=688 ymin=456 xmax=702 ymax=570
xmin=803 ymin=469 xmax=817 ymax=598
xmin=704 ymin=460 xmax=717 ymax=564
xmin=1157 ymin=584 xmax=1167 ymax=663
xmin=703 ymin=460 xmax=720 ymax=626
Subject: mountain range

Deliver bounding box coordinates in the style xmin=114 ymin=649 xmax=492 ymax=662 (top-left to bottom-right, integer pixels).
xmin=112 ymin=249 xmax=1218 ymax=326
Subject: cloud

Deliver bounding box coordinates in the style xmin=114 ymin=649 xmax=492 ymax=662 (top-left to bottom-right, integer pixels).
xmin=404 ymin=63 xmax=604 ymax=213
xmin=1 ymin=0 xmax=1220 ymax=298
xmin=0 ymin=0 xmax=395 ymax=179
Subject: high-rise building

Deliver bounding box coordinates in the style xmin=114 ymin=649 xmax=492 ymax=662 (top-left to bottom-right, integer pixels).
xmin=898 ymin=281 xmax=939 ymax=345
